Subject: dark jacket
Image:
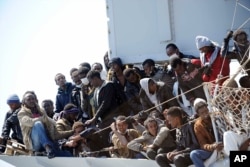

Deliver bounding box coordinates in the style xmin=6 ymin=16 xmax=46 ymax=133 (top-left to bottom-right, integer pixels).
xmin=1 ymin=108 xmax=23 ymax=145
xmin=109 ymin=72 xmax=127 ymax=104
xmin=124 ymin=81 xmax=143 ymax=115
xmin=94 ymin=82 xmax=122 ymax=128
xmin=176 ymin=121 xmax=200 ymax=152
xmin=151 ymin=69 xmax=176 ymax=90
xmin=55 ymin=82 xmax=75 ymax=113
xmin=1 ymin=110 xmax=13 ymax=138
xmin=71 ymin=87 xmax=82 ymax=112
xmin=71 ymin=86 xmax=90 ymax=122
xmin=177 ymin=61 xmax=207 ymax=103
xmin=110 ymin=74 xmax=130 ymax=117
xmin=221 ymin=38 xmax=250 ymax=76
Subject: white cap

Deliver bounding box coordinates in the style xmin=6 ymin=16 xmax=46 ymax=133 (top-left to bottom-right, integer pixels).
xmin=195 ymin=36 xmax=212 ymax=49
xmin=193 ymin=98 xmax=207 ymax=112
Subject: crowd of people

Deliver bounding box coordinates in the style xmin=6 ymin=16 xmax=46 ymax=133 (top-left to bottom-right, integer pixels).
xmin=0 ymin=29 xmax=249 ymax=167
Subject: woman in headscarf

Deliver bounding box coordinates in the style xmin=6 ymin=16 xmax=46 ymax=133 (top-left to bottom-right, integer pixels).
xmin=195 ymin=35 xmax=230 ymax=85
xmin=138 ymin=78 xmax=179 ymax=121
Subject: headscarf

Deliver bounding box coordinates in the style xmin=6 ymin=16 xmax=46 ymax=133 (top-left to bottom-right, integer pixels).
xmin=193 ymin=98 xmax=207 ymax=113
xmin=140 ymin=78 xmax=158 ymax=106
xmin=59 ymin=107 xmax=79 ymax=119
xmin=196 ymin=35 xmax=220 ymax=67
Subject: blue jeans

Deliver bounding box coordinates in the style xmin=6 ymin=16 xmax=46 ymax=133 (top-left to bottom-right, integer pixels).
xmin=134 ymin=152 xmax=147 ymax=159
xmin=190 ymin=149 xmax=212 ymax=167
xmin=31 ymin=121 xmax=72 ymax=157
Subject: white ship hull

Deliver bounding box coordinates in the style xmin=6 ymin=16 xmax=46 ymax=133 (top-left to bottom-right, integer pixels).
xmin=0 ymin=155 xmax=229 ymax=167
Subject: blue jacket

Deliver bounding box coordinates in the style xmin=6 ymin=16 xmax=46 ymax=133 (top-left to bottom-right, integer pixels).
xmin=55 ymin=82 xmax=75 ymax=113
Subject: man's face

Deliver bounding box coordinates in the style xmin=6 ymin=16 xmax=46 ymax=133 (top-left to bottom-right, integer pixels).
xmin=110 ymin=63 xmax=120 ymax=73
xmin=197 ymin=105 xmax=210 ymax=120
xmin=143 ymin=64 xmax=153 ymax=76
xmin=166 ymin=47 xmax=178 ymax=57
xmin=88 ymin=77 xmax=98 ymax=88
xmin=116 ymin=120 xmax=128 ymax=134
xmin=166 ymin=115 xmax=178 ymax=128
xmin=126 ymin=72 xmax=137 ymax=83
xmin=236 ymin=34 xmax=249 ymax=46
xmin=8 ymin=103 xmax=20 ymax=111
xmin=55 ymin=74 xmax=66 ymax=87
xmin=146 ymin=121 xmax=158 ymax=136
xmin=199 ymin=46 xmax=210 ymax=54
xmin=148 ymin=80 xmax=157 ymax=94
xmin=42 ymin=102 xmax=54 ymax=116
xmin=93 ymin=64 xmax=102 ymax=72
xmin=71 ymin=73 xmax=82 ymax=85
xmin=23 ymin=93 xmax=37 ymax=108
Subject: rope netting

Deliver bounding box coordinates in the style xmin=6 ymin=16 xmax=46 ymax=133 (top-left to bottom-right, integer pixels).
xmin=204 ymin=82 xmax=250 ymax=139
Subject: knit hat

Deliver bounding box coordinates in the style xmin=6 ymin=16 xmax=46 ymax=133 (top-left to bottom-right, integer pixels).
xmin=109 ymin=57 xmax=123 ymax=67
xmin=195 ymin=36 xmax=212 ymax=49
xmin=193 ymin=98 xmax=207 ymax=112
xmin=7 ymin=94 xmax=20 ymax=104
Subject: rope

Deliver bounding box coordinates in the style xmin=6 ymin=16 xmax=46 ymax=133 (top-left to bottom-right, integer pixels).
xmin=86 ymin=0 xmax=250 ymax=154
xmin=91 ymin=64 xmax=247 ymax=136
xmin=90 ymin=0 xmax=250 ymax=136
xmin=215 ymin=0 xmax=250 ymax=95
xmin=84 ymin=72 xmax=247 ymax=154
xmin=91 ymin=64 xmax=248 ymax=137
xmin=238 ymin=2 xmax=250 ymax=12
xmin=226 ymin=51 xmax=250 ymax=85
xmin=231 ymin=0 xmax=238 ymax=30
xmin=235 ymin=17 xmax=250 ymax=32
xmin=238 ymin=45 xmax=250 ymax=66
xmin=229 ymin=1 xmax=250 ymax=66
xmin=90 ymin=81 xmax=203 ymax=134
xmin=214 ymin=0 xmax=238 ymax=96
xmin=92 ymin=77 xmax=222 ymax=135
xmin=218 ymin=0 xmax=239 ymax=77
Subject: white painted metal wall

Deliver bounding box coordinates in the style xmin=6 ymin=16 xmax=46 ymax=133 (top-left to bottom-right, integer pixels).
xmin=106 ymin=0 xmax=250 ymax=64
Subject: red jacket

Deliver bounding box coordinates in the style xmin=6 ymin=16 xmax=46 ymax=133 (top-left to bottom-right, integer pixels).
xmin=202 ymin=50 xmax=230 ymax=85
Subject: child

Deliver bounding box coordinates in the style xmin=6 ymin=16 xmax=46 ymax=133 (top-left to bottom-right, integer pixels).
xmin=71 ymin=121 xmax=91 ymax=157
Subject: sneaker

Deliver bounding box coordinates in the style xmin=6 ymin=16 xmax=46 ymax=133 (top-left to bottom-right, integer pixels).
xmin=47 ymin=149 xmax=55 ymax=159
